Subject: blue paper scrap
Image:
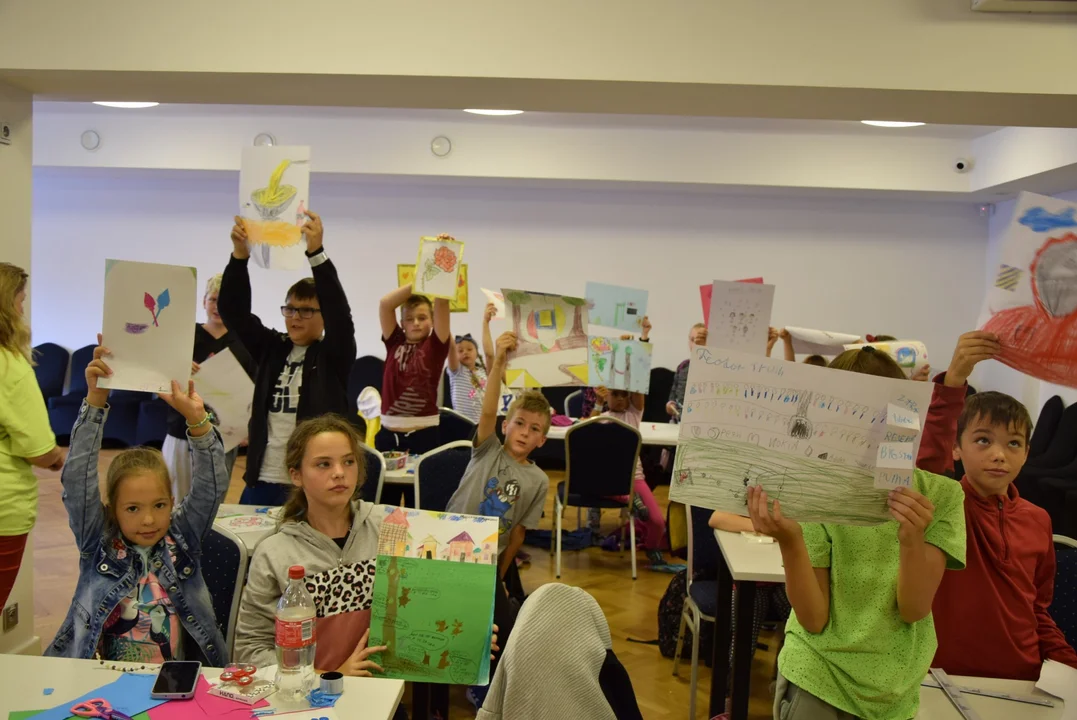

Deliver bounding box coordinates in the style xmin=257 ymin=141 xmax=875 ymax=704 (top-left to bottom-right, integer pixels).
xmin=27 ymin=673 xmax=167 ymax=720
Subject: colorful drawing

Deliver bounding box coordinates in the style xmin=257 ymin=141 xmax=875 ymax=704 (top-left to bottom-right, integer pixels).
xmin=216 ymin=515 xmax=275 ymax=533
xmin=413 ymin=236 xmax=465 ymax=300
xmin=193 ymin=348 xmax=255 ymax=452
xmin=669 ymin=346 xmax=932 ymax=525
xmin=705 ymin=280 xmax=775 ymax=356
xmin=100 ymin=260 xmax=197 ymax=394
xmin=397 ymin=263 xmax=469 ymax=312
xmin=585 ymin=282 xmax=648 ymax=334
xmin=844 ymin=340 xmax=929 ymax=378
xmin=700 ymin=278 xmax=763 ymax=326
xmin=588 ymin=337 xmax=652 ymax=393
xmin=784 ymin=326 xmax=860 ymax=356
xmin=369 ymin=507 xmax=497 ymax=686
xmin=503 ymin=289 xmax=590 ymax=388
xmin=239 ymin=145 xmax=311 ymax=271
xmin=981 ymin=192 xmax=1077 ymax=387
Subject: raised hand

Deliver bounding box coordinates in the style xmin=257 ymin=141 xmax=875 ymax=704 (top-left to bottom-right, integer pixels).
xmin=911 ymin=364 xmax=931 ymax=382
xmin=191 ymin=361 xmax=201 ymax=376
xmin=301 ymin=210 xmax=324 ymax=253
xmin=746 ymin=485 xmax=801 ymax=546
xmin=495 ymin=331 xmax=517 ymax=362
xmin=484 ymin=302 xmax=498 ymax=324
xmin=640 ymin=315 xmax=652 ymax=341
xmin=159 ymin=380 xmax=209 ymax=435
xmin=337 ymin=629 xmax=387 ymax=677
xmin=888 ymin=486 xmax=934 ymax=547
xmin=945 ymin=331 xmax=1001 ymax=387
xmin=86 ymin=333 xmax=113 ymax=408
xmin=230 ymin=216 xmax=250 ymax=260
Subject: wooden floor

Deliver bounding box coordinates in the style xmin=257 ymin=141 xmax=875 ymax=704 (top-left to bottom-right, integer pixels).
xmin=29 ymin=454 xmax=779 ymax=720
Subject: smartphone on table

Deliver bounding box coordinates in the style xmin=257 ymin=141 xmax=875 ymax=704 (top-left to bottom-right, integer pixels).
xmin=150 ymin=660 xmax=202 ymax=700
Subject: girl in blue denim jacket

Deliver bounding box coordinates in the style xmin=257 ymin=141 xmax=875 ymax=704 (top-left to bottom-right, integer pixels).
xmin=46 ymin=338 xmax=229 ymax=666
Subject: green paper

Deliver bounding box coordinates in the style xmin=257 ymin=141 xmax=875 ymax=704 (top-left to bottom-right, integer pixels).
xmin=369 ymin=554 xmax=496 ymax=685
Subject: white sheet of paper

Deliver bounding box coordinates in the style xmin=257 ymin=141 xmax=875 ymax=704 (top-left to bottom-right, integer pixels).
xmin=481 ymin=288 xmax=505 ymax=319
xmin=240 ymin=146 xmax=311 ymax=271
xmin=670 ymin=346 xmax=932 ymax=525
xmin=503 ymin=289 xmax=589 ymax=388
xmin=706 ymin=281 xmax=775 ymax=356
xmin=100 ymin=260 xmax=196 ymax=394
xmin=784 ymin=326 xmax=861 ymax=356
xmin=194 ymin=348 xmax=254 ymax=452
xmin=414 ymin=236 xmax=464 ymax=299
xmin=844 ymin=340 xmax=929 ymax=377
xmin=1035 ymin=659 xmax=1077 ymax=719
xmin=887 ymin=403 xmax=922 ymax=433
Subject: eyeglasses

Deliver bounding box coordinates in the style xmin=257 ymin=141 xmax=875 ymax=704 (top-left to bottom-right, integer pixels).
xmin=281 ymin=306 xmax=322 ymax=320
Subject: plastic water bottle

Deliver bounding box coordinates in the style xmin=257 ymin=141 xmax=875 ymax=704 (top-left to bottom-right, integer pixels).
xmin=275 ymin=565 xmax=317 ymax=702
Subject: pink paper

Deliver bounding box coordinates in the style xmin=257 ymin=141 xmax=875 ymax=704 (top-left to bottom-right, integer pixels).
xmin=700 ymin=277 xmax=763 ymax=325
xmin=148 ymin=677 xmax=270 ymax=720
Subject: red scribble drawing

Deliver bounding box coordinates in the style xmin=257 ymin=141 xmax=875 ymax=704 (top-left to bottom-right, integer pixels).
xmin=982 ymin=232 xmax=1077 ymax=387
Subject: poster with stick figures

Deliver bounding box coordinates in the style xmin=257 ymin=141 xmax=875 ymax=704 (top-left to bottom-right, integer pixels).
xmin=705 ymin=280 xmax=775 ymax=356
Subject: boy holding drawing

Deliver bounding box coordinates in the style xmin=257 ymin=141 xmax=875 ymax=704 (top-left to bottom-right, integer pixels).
xmin=222 ymin=212 xmax=357 ymax=506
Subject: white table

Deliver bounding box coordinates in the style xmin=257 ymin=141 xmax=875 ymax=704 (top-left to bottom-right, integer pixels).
xmin=916 ymin=676 xmax=1063 ymax=719
xmin=214 ymin=504 xmax=279 ymax=552
xmin=0 ymin=655 xmax=405 ymax=720
xmin=545 ymin=420 xmax=681 ymax=445
xmin=384 ymin=457 xmax=418 ymax=484
xmin=711 ymin=529 xmax=785 ymax=720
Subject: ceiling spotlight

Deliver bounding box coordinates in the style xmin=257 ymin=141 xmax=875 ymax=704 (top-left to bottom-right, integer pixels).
xmin=253 ymin=133 xmax=276 ymax=147
xmin=463 ymin=109 xmax=524 ymax=116
xmin=861 ymin=120 xmax=925 ymax=128
xmin=92 ymin=101 xmax=160 ymax=109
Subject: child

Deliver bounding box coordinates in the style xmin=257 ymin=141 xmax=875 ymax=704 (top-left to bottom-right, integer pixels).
xmin=749 ymin=345 xmax=967 ymax=720
xmin=666 ymin=323 xmax=708 ymax=420
xmin=223 ymin=212 xmax=356 ymax=506
xmin=377 ymin=281 xmax=451 ymax=455
xmin=447 ymin=332 xmax=488 ymax=423
xmin=933 ymin=392 xmax=1077 ymax=677
xmin=479 ymin=302 xmax=518 ymax=416
xmin=162 ymin=273 xmax=255 ymax=501
xmin=45 ymin=338 xmax=229 ymax=665
xmin=234 ymin=414 xmax=390 ymax=675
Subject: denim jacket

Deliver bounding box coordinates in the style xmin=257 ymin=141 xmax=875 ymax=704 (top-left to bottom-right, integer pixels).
xmin=45 ymin=402 xmax=229 ymax=666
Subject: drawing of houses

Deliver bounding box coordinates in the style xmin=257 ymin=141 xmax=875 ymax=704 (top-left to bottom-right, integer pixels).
xmin=379 ymin=507 xmax=410 ymax=557
xmin=447 ymin=531 xmax=476 ymax=563
xmin=416 ymin=534 xmax=439 ymax=560
xmin=480 ymin=532 xmax=498 ymax=564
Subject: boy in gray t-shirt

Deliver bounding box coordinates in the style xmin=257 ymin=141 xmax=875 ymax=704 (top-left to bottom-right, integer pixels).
xmin=446 ymin=331 xmax=551 ymax=580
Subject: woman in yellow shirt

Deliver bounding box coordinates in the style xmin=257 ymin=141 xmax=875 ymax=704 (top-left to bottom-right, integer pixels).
xmin=0 ymin=263 xmax=64 ymax=609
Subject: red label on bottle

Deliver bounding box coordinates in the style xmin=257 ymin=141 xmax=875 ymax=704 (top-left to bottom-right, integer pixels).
xmin=275 ymin=618 xmax=316 ymax=649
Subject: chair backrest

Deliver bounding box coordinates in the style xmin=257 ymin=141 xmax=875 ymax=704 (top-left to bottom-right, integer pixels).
xmin=644 ymin=367 xmax=675 ymax=422
xmin=347 ymin=355 xmax=385 ymax=406
xmin=201 ymin=525 xmax=249 ymax=658
xmin=1030 ymin=396 xmax=1066 ymax=459
xmin=439 ymin=407 xmax=477 ymax=444
xmin=415 ymin=440 xmax=473 ymax=512
xmin=1030 ymin=402 xmax=1077 ymax=469
xmin=541 ymin=386 xmax=575 ymax=416
xmin=564 ymin=417 xmax=641 ymax=499
xmin=32 ymin=343 xmax=70 ymax=401
xmin=1051 ymin=535 xmax=1077 ymax=646
xmin=564 ymin=390 xmax=583 ymax=418
xmin=357 ymin=441 xmax=386 ymax=504
xmin=67 ymin=344 xmax=96 ymax=396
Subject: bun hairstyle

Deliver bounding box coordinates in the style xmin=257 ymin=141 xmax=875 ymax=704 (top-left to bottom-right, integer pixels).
xmin=828 ymin=346 xmax=907 ymax=380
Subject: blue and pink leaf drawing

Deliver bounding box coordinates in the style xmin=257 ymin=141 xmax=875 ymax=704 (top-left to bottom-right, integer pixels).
xmin=127 ymin=288 xmax=171 ymax=334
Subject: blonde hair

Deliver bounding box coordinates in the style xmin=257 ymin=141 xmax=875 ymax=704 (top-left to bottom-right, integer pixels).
xmin=280 ymin=415 xmax=367 ymax=525
xmin=104 ymin=447 xmax=172 ymax=533
xmin=0 ymin=263 xmax=32 ymax=363
xmin=204 ymin=273 xmax=223 ymax=298
xmin=828 ymin=347 xmax=906 ymax=380
xmin=506 ymin=391 xmax=552 ymax=433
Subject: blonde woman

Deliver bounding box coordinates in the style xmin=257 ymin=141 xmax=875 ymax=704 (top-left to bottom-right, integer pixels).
xmin=0 ymin=263 xmax=64 ymax=609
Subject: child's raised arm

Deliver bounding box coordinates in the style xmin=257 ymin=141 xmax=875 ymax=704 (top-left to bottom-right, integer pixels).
xmin=433 ymin=298 xmax=451 ymax=344
xmin=477 ymin=332 xmax=517 ymax=445
xmin=447 ymin=335 xmax=460 ymax=372
xmin=379 ymin=284 xmax=412 ymax=342
xmin=303 ymin=212 xmax=356 ymax=368
xmin=481 ymin=302 xmax=496 ymax=371
xmin=219 ymin=218 xmax=276 ymax=360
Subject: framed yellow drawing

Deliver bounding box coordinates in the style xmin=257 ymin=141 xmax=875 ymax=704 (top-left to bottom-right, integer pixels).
xmin=397 ymin=263 xmax=468 ymax=312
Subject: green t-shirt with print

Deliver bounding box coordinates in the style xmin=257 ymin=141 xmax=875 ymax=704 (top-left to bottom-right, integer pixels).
xmin=778 ymin=469 xmax=966 ymax=720
xmin=0 ymin=349 xmax=56 ymax=535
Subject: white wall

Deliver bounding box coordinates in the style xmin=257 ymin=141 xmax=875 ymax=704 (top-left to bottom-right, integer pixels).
xmin=32 ymin=167 xmax=988 ymax=376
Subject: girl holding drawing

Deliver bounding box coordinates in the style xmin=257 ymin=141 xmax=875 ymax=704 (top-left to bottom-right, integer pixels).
xmin=162 ymin=273 xmax=255 ymax=501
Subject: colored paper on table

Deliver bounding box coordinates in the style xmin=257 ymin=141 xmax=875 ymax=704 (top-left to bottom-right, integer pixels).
xmin=843 ymin=340 xmax=929 ymax=378
xmin=502 ymin=289 xmax=589 ymax=388
xmin=369 ymin=508 xmax=497 ymax=685
xmin=980 ymin=191 xmax=1077 ymax=388
xmin=588 ymin=337 xmax=652 ymax=393
xmin=8 ymin=713 xmax=150 ymax=720
xmin=399 ymin=263 xmax=469 ymax=312
xmin=215 ymin=514 xmax=276 ymax=533
xmin=669 ymin=346 xmax=931 ymax=525
xmin=481 ymin=288 xmax=505 ymax=318
xmin=413 ymin=237 xmax=465 ymax=300
xmin=700 ymin=277 xmax=762 ymax=326
xmin=585 ymin=282 xmax=648 ymax=335
xmin=705 ymin=280 xmax=775 ymax=356
xmin=100 ymin=260 xmax=197 ymax=394
xmin=784 ymin=326 xmax=861 ymax=356
xmin=147 ymin=677 xmax=269 ymax=720
xmin=240 ymin=145 xmax=311 ymax=271
xmin=26 ymin=673 xmax=168 ymax=720
xmin=193 ymin=348 xmax=254 ymax=452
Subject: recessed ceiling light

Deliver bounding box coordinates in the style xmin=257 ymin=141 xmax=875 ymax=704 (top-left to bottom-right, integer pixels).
xmin=92 ymin=101 xmax=160 ymax=109
xmin=861 ymin=120 xmax=925 ymax=128
xmin=463 ymin=109 xmax=524 ymax=116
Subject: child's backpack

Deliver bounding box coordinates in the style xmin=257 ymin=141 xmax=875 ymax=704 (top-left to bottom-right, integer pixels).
xmin=657 ymin=568 xmax=713 ymax=663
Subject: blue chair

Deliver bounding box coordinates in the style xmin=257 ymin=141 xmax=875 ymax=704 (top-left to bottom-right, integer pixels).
xmin=347 ymin=355 xmax=384 ymax=405
xmin=357 ymin=442 xmax=386 ymax=504
xmin=644 ymin=367 xmax=675 ymax=422
xmin=135 ymin=398 xmax=171 ymax=448
xmin=672 ymin=505 xmax=718 ymax=720
xmin=201 ymin=525 xmax=249 ymax=660
xmin=1051 ymin=535 xmax=1077 ymax=647
xmin=564 ymin=390 xmax=584 ymax=418
xmin=557 ymin=416 xmax=641 ymax=579
xmin=414 ymin=441 xmax=472 ymax=512
xmin=439 ymin=407 xmax=476 ymax=444
xmin=1030 ymin=396 xmax=1065 ymax=460
xmin=32 ymin=343 xmax=69 ymax=403
xmin=47 ymin=343 xmax=96 ymax=443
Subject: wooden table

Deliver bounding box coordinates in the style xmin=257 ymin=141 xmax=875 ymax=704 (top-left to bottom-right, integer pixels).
xmin=0 ymin=655 xmax=406 ymax=720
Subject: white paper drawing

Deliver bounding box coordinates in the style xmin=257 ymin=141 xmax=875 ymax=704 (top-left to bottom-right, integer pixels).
xmin=503 ymin=289 xmax=589 ymax=388
xmin=844 ymin=340 xmax=929 ymax=378
xmin=669 ymin=346 xmax=932 ymax=525
xmin=100 ymin=260 xmax=197 ymax=394
xmin=193 ymin=348 xmax=255 ymax=452
xmin=784 ymin=326 xmax=861 ymax=356
xmin=585 ymin=282 xmax=648 ymax=335
xmin=240 ymin=145 xmax=311 ymax=271
xmin=706 ymin=281 xmax=775 ymax=356
xmin=481 ymin=288 xmax=505 ymax=319
xmin=414 ymin=237 xmax=464 ymax=300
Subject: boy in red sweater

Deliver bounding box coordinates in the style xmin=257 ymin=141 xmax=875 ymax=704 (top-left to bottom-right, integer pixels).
xmin=932 ymin=391 xmax=1077 ymax=678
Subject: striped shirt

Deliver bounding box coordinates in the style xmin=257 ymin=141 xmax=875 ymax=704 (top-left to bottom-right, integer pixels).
xmin=448 ymin=364 xmax=488 ymax=422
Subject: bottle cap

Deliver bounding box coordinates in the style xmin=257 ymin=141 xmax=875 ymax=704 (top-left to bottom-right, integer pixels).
xmin=319 ymin=671 xmax=344 ymax=695
xmin=288 ymin=565 xmax=305 ymax=579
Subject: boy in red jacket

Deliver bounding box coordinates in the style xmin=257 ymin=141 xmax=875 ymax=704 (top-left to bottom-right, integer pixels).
xmin=932 ymin=391 xmax=1077 ymax=678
